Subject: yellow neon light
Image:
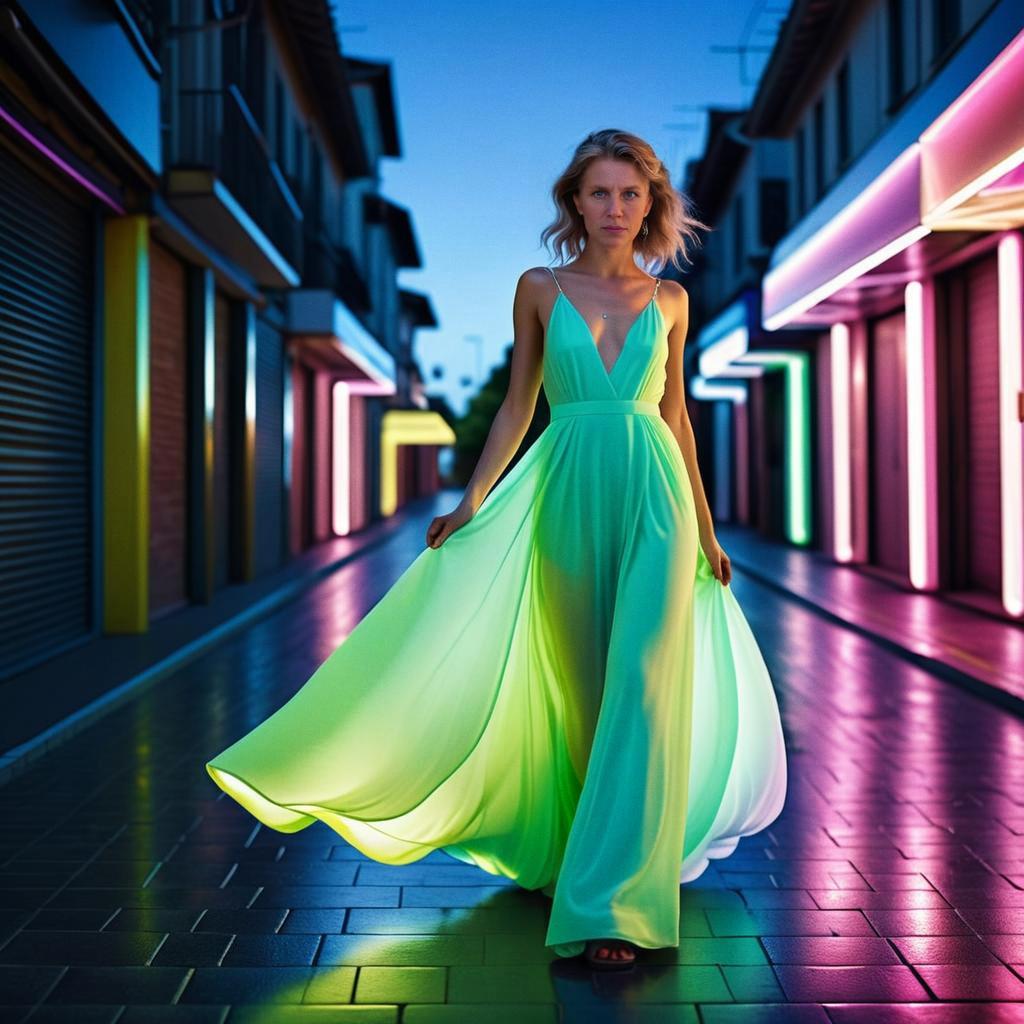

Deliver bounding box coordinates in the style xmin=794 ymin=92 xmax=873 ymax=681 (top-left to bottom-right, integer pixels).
xmin=380 ymin=410 xmax=456 ymax=517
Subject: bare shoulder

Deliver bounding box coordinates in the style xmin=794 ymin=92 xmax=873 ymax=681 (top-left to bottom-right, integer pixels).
xmin=658 ymin=278 xmax=688 ymax=305
xmin=657 ymin=278 xmax=689 ymax=333
xmin=520 ymin=266 xmax=557 ymax=293
xmin=516 ymin=267 xmax=560 ymax=321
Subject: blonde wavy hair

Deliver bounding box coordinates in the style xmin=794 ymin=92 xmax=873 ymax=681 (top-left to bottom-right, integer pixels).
xmin=540 ymin=128 xmax=711 ymax=274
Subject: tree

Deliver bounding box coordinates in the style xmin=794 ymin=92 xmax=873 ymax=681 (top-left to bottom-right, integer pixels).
xmin=451 ymin=341 xmax=550 ymax=486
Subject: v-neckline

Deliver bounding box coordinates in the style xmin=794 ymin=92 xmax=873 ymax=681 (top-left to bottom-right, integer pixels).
xmin=555 ymin=290 xmax=661 ymax=379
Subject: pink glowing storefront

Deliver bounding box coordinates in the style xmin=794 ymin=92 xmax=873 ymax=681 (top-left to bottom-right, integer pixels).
xmin=285 ymin=289 xmax=454 ymax=554
xmin=761 ymin=23 xmax=1024 ymax=619
xmin=286 ymin=290 xmax=396 ymax=552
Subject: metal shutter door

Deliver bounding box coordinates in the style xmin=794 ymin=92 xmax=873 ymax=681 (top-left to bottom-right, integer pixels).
xmin=255 ymin=317 xmax=284 ymax=575
xmin=765 ymin=370 xmax=787 ymax=540
xmin=348 ymin=395 xmax=368 ymax=533
xmin=0 ymin=144 xmax=94 ymax=678
xmin=870 ymin=311 xmax=909 ymax=576
xmin=965 ymin=253 xmax=1001 ymax=594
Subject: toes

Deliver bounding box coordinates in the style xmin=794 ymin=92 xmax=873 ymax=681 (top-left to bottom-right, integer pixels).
xmin=587 ymin=939 xmax=636 ymax=962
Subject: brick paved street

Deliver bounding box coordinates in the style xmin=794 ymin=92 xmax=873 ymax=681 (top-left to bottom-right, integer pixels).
xmin=2 ymin=499 xmax=1023 ymax=1022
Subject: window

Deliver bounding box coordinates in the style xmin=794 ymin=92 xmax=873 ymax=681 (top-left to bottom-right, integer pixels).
xmin=794 ymin=125 xmax=805 ymax=215
xmin=836 ymin=58 xmax=851 ymax=168
xmin=759 ymin=180 xmax=788 ymax=246
xmin=887 ymin=0 xmax=906 ymax=108
xmin=274 ymin=76 xmax=285 ymax=167
xmin=293 ymin=122 xmax=305 ymax=187
xmin=311 ymin=146 xmax=323 ymax=221
xmin=813 ymin=97 xmax=825 ymax=200
xmin=733 ymin=195 xmax=745 ymax=276
xmin=932 ymin=0 xmax=960 ymax=62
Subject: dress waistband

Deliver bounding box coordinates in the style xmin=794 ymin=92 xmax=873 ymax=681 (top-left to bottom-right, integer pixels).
xmin=550 ymin=399 xmax=661 ymax=420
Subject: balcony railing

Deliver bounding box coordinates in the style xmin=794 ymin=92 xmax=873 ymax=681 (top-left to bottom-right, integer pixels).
xmin=300 ymin=230 xmax=372 ymax=314
xmin=117 ymin=0 xmax=159 ymax=54
xmin=170 ymin=84 xmax=302 ymax=274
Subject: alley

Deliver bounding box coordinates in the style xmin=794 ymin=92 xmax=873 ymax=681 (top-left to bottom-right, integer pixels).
xmin=1 ymin=495 xmax=1022 ymax=1023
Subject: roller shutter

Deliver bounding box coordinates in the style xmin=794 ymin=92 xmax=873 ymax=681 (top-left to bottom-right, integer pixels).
xmin=870 ymin=310 xmax=909 ymax=577
xmin=0 ymin=143 xmax=95 ymax=678
xmin=964 ymin=253 xmax=1001 ymax=595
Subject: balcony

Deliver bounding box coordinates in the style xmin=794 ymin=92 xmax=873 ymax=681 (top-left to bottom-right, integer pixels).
xmin=302 ymin=231 xmax=372 ymax=314
xmin=166 ymin=84 xmax=302 ymax=288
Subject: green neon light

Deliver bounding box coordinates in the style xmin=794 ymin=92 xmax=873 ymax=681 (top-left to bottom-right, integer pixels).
xmin=738 ymin=351 xmax=811 ymax=546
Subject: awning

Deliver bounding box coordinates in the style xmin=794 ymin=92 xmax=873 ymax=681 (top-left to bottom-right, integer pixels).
xmin=379 ymin=410 xmax=456 ymax=517
xmin=762 ymin=9 xmax=1024 ymax=329
xmin=286 ymin=288 xmax=396 ymax=392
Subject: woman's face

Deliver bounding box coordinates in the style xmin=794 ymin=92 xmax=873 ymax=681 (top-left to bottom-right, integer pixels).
xmin=573 ymin=158 xmax=653 ymax=246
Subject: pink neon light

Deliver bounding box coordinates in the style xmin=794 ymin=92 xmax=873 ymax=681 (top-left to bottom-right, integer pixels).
xmin=830 ymin=323 xmax=853 ymax=562
xmin=332 ymin=382 xmax=351 ymax=536
xmin=904 ymin=281 xmax=939 ymax=590
xmin=0 ymin=102 xmax=126 ymax=214
xmin=981 ymin=163 xmax=1024 ymax=195
xmin=922 ymin=28 xmax=1024 ymax=138
xmin=920 ymin=29 xmax=1024 ymax=219
xmin=997 ymin=232 xmax=1024 ymax=616
xmin=763 ymin=146 xmax=923 ymax=329
xmin=345 ymin=380 xmax=395 ymax=396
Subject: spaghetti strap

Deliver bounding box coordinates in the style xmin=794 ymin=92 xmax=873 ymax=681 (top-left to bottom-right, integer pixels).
xmin=550 ymin=267 xmax=659 ymax=301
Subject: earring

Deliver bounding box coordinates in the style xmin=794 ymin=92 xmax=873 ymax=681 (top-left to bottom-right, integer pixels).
xmin=640 ymin=217 xmax=649 ymax=238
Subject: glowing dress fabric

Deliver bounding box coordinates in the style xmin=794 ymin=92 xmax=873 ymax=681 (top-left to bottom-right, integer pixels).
xmin=206 ymin=269 xmax=788 ymax=958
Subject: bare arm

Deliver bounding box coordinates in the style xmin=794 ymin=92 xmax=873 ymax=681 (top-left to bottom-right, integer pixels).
xmin=426 ymin=269 xmax=546 ymax=548
xmin=658 ymin=283 xmax=732 ymax=585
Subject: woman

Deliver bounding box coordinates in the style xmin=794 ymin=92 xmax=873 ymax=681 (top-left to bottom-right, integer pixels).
xmin=206 ymin=129 xmax=788 ymax=972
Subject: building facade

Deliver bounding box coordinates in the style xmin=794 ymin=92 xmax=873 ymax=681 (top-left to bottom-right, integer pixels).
xmin=0 ymin=0 xmax=453 ymax=682
xmin=685 ymin=0 xmax=1023 ymax=621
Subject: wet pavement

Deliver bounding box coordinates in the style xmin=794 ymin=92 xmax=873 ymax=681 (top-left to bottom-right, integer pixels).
xmin=1 ymin=494 xmax=1023 ymax=1022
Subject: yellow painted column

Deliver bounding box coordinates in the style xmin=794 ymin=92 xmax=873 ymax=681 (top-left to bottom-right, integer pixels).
xmin=103 ymin=215 xmax=150 ymax=632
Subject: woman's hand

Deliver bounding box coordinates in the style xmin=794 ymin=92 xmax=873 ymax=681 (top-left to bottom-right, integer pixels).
xmin=426 ymin=500 xmax=476 ymax=549
xmin=700 ymin=532 xmax=732 ymax=586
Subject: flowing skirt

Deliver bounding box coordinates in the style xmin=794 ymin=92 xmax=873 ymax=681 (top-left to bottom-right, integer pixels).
xmin=205 ymin=415 xmax=787 ymax=957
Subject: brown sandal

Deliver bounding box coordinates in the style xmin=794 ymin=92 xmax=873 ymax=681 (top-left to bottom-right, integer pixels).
xmin=584 ymin=938 xmax=638 ymax=970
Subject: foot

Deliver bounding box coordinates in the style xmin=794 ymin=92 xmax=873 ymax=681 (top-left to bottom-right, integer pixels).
xmin=584 ymin=938 xmax=637 ymax=967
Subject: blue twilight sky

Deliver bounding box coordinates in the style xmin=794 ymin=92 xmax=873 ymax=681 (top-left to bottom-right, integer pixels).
xmin=335 ymin=0 xmax=787 ymax=414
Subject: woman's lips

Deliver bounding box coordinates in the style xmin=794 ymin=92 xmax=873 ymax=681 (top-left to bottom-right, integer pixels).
xmin=603 ymin=227 xmax=626 ymax=232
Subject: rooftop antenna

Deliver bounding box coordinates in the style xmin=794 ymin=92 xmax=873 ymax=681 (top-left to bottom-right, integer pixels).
xmin=709 ymin=0 xmax=788 ymax=96
xmin=663 ymin=104 xmax=707 ymax=183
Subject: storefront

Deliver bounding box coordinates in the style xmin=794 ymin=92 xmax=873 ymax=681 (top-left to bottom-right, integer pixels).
xmin=0 ymin=139 xmax=98 ymax=677
xmin=691 ymin=291 xmax=815 ymax=546
xmin=286 ymin=289 xmax=397 ymax=550
xmin=760 ymin=21 xmax=1024 ymax=617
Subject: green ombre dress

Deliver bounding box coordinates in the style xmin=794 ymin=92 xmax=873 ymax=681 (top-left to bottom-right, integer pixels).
xmin=206 ymin=267 xmax=788 ymax=958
